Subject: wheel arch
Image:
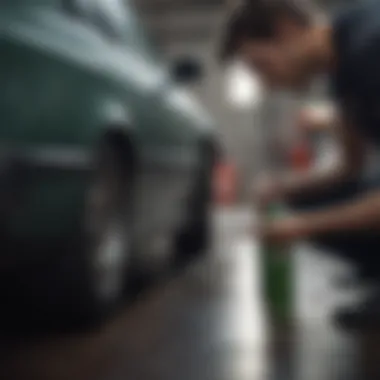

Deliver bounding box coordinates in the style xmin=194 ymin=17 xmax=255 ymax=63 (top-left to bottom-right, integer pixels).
xmin=100 ymin=125 xmax=137 ymax=179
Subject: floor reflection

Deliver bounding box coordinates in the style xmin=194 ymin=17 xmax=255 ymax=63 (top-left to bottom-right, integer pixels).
xmin=217 ymin=237 xmax=268 ymax=380
xmin=0 ymin=207 xmax=377 ymax=380
xmin=294 ymin=244 xmax=359 ymax=380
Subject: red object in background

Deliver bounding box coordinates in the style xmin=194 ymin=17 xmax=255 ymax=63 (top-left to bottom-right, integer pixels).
xmin=289 ymin=138 xmax=313 ymax=171
xmin=213 ymin=160 xmax=238 ymax=206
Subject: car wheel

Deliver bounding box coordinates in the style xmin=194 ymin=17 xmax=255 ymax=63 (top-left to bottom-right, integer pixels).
xmin=173 ymin=147 xmax=214 ymax=266
xmin=83 ymin=142 xmax=131 ymax=310
xmin=52 ymin=141 xmax=132 ymax=327
xmin=0 ymin=142 xmax=133 ymax=332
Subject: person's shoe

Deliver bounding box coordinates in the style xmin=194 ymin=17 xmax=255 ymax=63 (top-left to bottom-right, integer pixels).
xmin=334 ymin=291 xmax=380 ymax=331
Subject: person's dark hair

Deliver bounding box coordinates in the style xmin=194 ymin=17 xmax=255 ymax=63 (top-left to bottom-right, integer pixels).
xmin=220 ymin=0 xmax=313 ymax=62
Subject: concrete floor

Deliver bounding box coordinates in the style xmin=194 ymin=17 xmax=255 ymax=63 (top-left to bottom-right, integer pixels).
xmin=0 ymin=207 xmax=379 ymax=380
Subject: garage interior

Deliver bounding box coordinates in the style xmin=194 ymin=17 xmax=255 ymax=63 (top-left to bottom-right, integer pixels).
xmin=1 ymin=0 xmax=380 ymax=380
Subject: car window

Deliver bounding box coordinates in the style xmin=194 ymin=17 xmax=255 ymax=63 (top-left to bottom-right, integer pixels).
xmin=121 ymin=1 xmax=164 ymax=61
xmin=63 ymin=0 xmax=124 ymax=39
xmin=95 ymin=0 xmax=164 ymax=61
xmin=92 ymin=0 xmax=130 ymax=40
xmin=63 ymin=0 xmax=93 ymax=17
xmin=63 ymin=0 xmax=163 ymax=62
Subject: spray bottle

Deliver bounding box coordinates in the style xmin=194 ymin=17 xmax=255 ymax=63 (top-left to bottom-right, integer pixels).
xmin=261 ymin=134 xmax=312 ymax=375
xmin=261 ymin=201 xmax=294 ymax=327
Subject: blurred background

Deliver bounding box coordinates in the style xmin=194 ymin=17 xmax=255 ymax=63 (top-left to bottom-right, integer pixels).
xmin=136 ymin=0 xmax=359 ymax=198
xmin=1 ymin=0 xmax=379 ymax=380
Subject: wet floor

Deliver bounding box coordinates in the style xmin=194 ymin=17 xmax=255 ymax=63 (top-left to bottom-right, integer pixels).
xmin=0 ymin=207 xmax=379 ymax=380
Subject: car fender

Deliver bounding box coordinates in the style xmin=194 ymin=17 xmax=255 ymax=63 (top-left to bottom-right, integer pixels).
xmin=95 ymin=98 xmax=134 ymax=133
xmin=93 ymin=98 xmax=137 ymax=166
xmin=15 ymin=98 xmax=136 ymax=171
xmin=3 ymin=98 xmax=136 ymax=242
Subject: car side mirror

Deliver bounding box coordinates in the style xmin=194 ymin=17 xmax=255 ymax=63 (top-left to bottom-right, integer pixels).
xmin=171 ymin=57 xmax=204 ymax=84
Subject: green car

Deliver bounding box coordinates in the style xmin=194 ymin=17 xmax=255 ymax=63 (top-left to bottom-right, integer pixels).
xmin=0 ymin=0 xmax=218 ymax=323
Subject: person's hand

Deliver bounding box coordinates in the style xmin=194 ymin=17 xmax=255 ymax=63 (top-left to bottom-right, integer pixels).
xmin=296 ymin=108 xmax=331 ymax=134
xmin=251 ymin=174 xmax=284 ymax=209
xmin=254 ymin=216 xmax=307 ymax=245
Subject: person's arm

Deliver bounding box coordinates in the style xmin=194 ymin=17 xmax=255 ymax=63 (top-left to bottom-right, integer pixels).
xmin=278 ymin=112 xmax=366 ymax=202
xmin=298 ymin=190 xmax=380 ymax=236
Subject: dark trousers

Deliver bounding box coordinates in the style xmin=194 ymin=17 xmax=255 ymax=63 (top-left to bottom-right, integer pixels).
xmin=288 ymin=176 xmax=380 ymax=272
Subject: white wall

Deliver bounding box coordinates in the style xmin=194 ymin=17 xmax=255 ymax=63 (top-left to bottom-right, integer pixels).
xmin=141 ymin=5 xmax=273 ymax=200
xmin=166 ymin=41 xmax=264 ymax=199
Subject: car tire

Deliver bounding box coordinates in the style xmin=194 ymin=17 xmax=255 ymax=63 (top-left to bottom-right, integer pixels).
xmin=33 ymin=141 xmax=132 ymax=330
xmin=173 ymin=146 xmax=215 ymax=266
xmin=0 ymin=141 xmax=133 ymax=332
xmin=77 ymin=141 xmax=132 ymax=320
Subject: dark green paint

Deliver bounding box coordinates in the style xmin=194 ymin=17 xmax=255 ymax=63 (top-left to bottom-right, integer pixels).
xmin=0 ymin=0 xmax=214 ymax=241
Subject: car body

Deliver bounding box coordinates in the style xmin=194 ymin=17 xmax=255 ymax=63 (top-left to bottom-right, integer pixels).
xmin=0 ymin=0 xmax=218 ymax=322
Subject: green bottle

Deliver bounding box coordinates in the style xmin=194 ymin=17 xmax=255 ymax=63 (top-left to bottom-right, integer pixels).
xmin=261 ymin=202 xmax=294 ymax=326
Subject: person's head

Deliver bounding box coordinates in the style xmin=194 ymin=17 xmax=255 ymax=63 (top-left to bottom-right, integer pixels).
xmin=220 ymin=0 xmax=331 ymax=90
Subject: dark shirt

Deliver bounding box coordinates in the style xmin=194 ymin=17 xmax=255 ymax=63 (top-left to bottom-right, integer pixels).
xmin=331 ymin=0 xmax=380 ymax=142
